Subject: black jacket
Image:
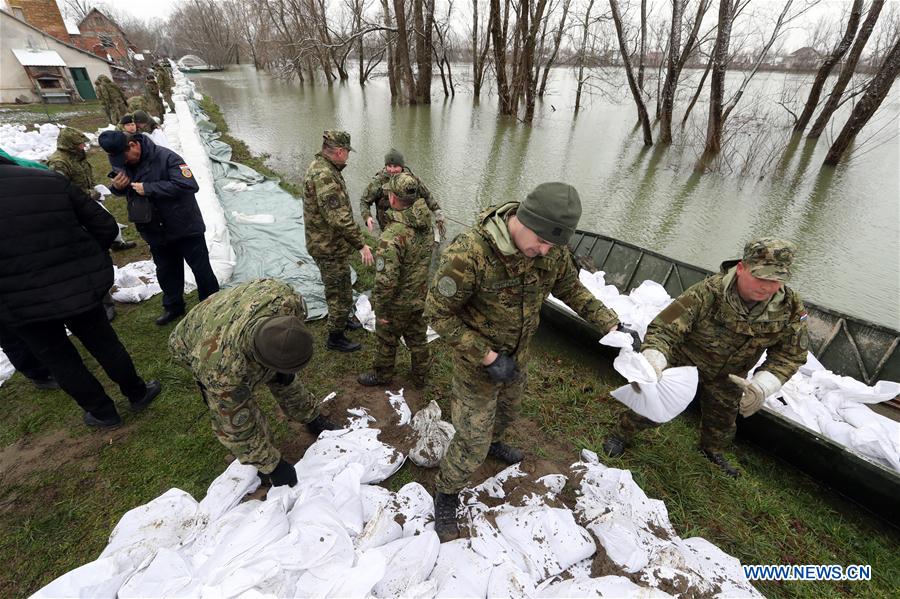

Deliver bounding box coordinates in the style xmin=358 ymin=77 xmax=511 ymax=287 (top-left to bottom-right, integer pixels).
xmin=0 ymin=164 xmax=118 ymax=325
xmin=110 ymin=135 xmax=205 ymax=245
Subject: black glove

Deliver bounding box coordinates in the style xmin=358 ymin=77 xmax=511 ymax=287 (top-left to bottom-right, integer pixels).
xmin=268 ymin=458 xmax=298 ymax=487
xmin=617 ymin=323 xmax=642 ymax=352
xmin=484 ymin=352 xmax=520 ymax=383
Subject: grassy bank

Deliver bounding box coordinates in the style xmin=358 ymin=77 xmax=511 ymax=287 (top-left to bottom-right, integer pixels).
xmin=1 ymin=99 xmax=898 ymax=598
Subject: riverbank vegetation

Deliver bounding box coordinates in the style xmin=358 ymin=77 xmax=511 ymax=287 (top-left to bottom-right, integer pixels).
xmin=1 ymin=98 xmax=899 ymax=598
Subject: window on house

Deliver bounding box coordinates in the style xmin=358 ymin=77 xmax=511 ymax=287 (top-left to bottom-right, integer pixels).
xmin=99 ymin=33 xmax=115 ymax=48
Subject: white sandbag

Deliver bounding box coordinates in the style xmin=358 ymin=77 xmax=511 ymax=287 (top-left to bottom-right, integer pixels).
xmin=610 ymin=366 xmax=698 ymax=423
xmin=387 ymin=389 xmax=412 ymax=425
xmin=370 ymin=532 xmax=441 ymax=597
xmin=409 ymin=401 xmax=456 ymax=468
xmin=112 ymin=260 xmax=163 ymax=303
xmin=198 ymin=460 xmax=260 ymax=522
xmin=99 ymin=488 xmax=199 ymax=565
xmin=295 ymin=427 xmax=405 ymax=485
xmin=0 ymin=350 xmax=13 ymax=388
xmin=612 ymin=349 xmax=658 ymax=385
xmin=486 ymin=559 xmax=535 ymax=598
xmin=118 ymin=548 xmax=195 ymax=599
xmin=537 ymin=575 xmax=674 ymax=598
xmin=429 ymin=539 xmax=495 ymax=599
xmin=94 ymin=184 xmax=112 ymax=197
xmin=30 ymin=554 xmax=136 ymax=599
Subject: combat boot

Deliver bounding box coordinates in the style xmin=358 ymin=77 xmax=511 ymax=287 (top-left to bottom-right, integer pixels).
xmin=488 ymin=441 xmax=524 ymax=465
xmin=602 ymin=434 xmax=627 ymax=458
xmin=357 ymin=372 xmax=391 ymax=387
xmin=700 ymin=448 xmax=741 ymax=478
xmin=345 ymin=316 xmax=364 ymax=331
xmin=155 ymin=307 xmax=185 ymax=326
xmin=129 ymin=380 xmax=162 ymax=412
xmin=434 ymin=492 xmax=460 ymax=543
xmin=306 ymin=414 xmax=340 ymax=436
xmin=326 ymin=331 xmax=361 ymax=352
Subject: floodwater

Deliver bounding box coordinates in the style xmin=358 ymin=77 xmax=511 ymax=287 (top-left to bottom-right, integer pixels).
xmin=191 ymin=65 xmax=899 ymax=329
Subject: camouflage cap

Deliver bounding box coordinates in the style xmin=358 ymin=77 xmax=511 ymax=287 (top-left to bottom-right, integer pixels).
xmin=252 ymin=315 xmax=315 ymax=374
xmin=742 ymin=237 xmax=796 ymax=282
xmin=383 ymin=172 xmax=419 ymax=202
xmin=57 ymin=127 xmax=89 ymax=151
xmin=323 ymin=129 xmax=354 ymax=151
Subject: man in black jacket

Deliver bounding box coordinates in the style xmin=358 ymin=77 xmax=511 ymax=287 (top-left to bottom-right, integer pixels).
xmin=98 ymin=131 xmax=219 ymax=325
xmin=0 ymin=156 xmax=161 ymax=427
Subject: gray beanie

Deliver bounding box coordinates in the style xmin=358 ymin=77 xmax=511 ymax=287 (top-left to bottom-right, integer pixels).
xmin=516 ymin=182 xmax=582 ymax=245
xmin=384 ymin=148 xmax=405 ymax=167
xmin=252 ymin=316 xmax=314 ymax=373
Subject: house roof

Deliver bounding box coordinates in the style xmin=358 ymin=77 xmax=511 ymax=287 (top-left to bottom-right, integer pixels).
xmin=0 ymin=9 xmax=114 ymax=66
xmin=77 ymin=8 xmax=129 ymax=39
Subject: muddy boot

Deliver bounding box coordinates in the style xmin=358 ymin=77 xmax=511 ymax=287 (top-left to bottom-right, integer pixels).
xmin=326 ymin=331 xmax=361 ymax=352
xmin=488 ymin=441 xmax=524 ymax=465
xmin=700 ymin=448 xmax=741 ymax=478
xmin=434 ymin=492 xmax=460 ymax=543
xmin=306 ymin=414 xmax=339 ymax=436
xmin=357 ymin=372 xmax=391 ymax=387
xmin=602 ymin=434 xmax=627 ymax=458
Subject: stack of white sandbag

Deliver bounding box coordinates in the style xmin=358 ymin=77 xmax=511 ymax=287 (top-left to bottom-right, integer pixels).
xmin=0 ymin=123 xmax=60 ymax=161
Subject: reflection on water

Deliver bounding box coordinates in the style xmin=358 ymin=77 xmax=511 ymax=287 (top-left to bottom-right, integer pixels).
xmin=192 ymin=66 xmax=899 ymax=328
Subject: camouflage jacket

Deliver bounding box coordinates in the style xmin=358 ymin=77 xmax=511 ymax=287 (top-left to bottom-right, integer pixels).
xmin=359 ymin=167 xmax=440 ymax=226
xmin=47 ymin=129 xmax=98 ymax=200
xmin=97 ymin=79 xmax=128 ymax=117
xmin=302 ymin=152 xmax=364 ymax=258
xmin=643 ymin=261 xmax=809 ymax=384
xmin=425 ymin=202 xmax=619 ymax=366
xmin=373 ymin=199 xmax=435 ymax=316
xmin=169 ymin=279 xmax=310 ymax=399
xmin=155 ymin=67 xmax=174 ymax=93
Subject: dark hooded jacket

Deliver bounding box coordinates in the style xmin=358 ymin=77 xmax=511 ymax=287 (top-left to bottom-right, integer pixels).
xmin=0 ymin=160 xmax=117 ymax=325
xmin=109 ymin=134 xmax=205 ymax=245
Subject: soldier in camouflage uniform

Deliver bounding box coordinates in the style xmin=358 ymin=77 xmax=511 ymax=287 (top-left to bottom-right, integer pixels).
xmin=47 ymin=128 xmax=135 ymax=254
xmin=603 ymin=238 xmax=809 ymax=478
xmin=302 ymin=129 xmax=374 ymax=352
xmin=169 ymin=279 xmax=339 ymax=487
xmin=127 ymin=95 xmax=148 ymax=114
xmin=357 ymin=173 xmax=435 ymax=389
xmin=94 ymin=75 xmax=129 ymax=126
xmin=143 ymin=74 xmax=166 ymax=123
xmin=359 ymin=149 xmax=445 ymax=237
xmin=426 ymin=182 xmax=620 ymax=541
xmin=154 ymin=63 xmax=174 ymax=111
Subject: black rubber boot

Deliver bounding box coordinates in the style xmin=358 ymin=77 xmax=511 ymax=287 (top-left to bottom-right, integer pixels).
xmin=306 ymin=414 xmax=340 ymax=436
xmin=434 ymin=492 xmax=460 ymax=543
xmin=700 ymin=448 xmax=741 ymax=478
xmin=130 ymin=380 xmax=162 ymax=412
xmin=602 ymin=434 xmax=627 ymax=458
xmin=488 ymin=441 xmax=524 ymax=465
xmin=155 ymin=307 xmax=186 ymax=326
xmin=326 ymin=331 xmax=361 ymax=352
xmin=29 ymin=375 xmax=60 ymax=390
xmin=345 ymin=317 xmax=364 ymax=331
xmin=357 ymin=372 xmax=390 ymax=387
xmin=268 ymin=458 xmax=298 ymax=487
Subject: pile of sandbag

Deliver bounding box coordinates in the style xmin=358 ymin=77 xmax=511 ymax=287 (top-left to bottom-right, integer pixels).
xmin=0 ymin=123 xmax=61 ymax=161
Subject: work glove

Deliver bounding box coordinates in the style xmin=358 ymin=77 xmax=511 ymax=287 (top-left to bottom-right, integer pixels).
xmin=642 ymin=348 xmax=667 ymax=380
xmin=268 ymin=458 xmax=298 ymax=487
xmin=728 ymin=371 xmax=782 ymax=418
xmin=484 ymin=352 xmax=520 ymax=384
xmin=616 ymin=323 xmax=642 ymax=352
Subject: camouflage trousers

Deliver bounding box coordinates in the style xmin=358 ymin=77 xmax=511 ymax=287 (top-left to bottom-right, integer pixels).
xmin=198 ymin=374 xmax=319 ymax=474
xmin=163 ymin=91 xmax=174 ymax=112
xmin=616 ymin=378 xmax=740 ymax=453
xmin=373 ymin=309 xmax=430 ymax=383
xmin=314 ymin=256 xmax=353 ymax=335
xmin=435 ymin=355 xmax=527 ymax=494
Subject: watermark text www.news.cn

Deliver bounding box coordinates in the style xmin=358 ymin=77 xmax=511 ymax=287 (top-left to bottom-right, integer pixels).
xmin=742 ymin=564 xmax=871 ymax=581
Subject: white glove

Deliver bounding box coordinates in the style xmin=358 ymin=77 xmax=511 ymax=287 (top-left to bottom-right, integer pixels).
xmin=642 ymin=349 xmax=667 ymax=380
xmin=728 ymin=371 xmax=782 ymax=418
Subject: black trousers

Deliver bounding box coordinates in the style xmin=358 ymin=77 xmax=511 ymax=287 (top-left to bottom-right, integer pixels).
xmin=12 ymin=304 xmax=146 ymax=418
xmin=149 ymin=234 xmax=220 ymax=310
xmin=0 ymin=322 xmax=51 ymax=380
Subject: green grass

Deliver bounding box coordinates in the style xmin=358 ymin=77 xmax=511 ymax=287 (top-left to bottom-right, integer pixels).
xmin=1 ymin=97 xmax=898 ymax=599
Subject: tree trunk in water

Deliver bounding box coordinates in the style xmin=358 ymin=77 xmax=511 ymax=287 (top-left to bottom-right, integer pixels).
xmin=637 ymin=0 xmax=647 ymax=92
xmin=793 ymin=0 xmax=862 ymax=132
xmin=809 ymin=0 xmax=885 ymax=138
xmin=393 ymin=0 xmax=418 ymax=103
xmin=609 ymin=0 xmax=653 ymax=144
xmin=472 ymin=0 xmax=482 ymax=96
xmin=523 ymin=0 xmax=550 ymax=122
xmin=490 ymin=0 xmax=513 ymax=114
xmin=415 ymin=0 xmax=435 ymax=104
xmin=702 ymin=0 xmax=736 ymax=157
xmin=574 ymin=0 xmax=595 ymax=113
xmin=659 ymin=0 xmax=686 ymax=144
xmin=538 ymin=0 xmax=572 ymax=97
xmin=681 ymin=51 xmax=712 ymax=126
xmin=381 ymin=0 xmax=399 ymax=99
xmin=824 ymin=35 xmax=900 ymax=165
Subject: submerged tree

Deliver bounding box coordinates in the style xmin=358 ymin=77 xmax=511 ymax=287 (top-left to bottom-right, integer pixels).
xmin=609 ymin=0 xmax=653 ymax=145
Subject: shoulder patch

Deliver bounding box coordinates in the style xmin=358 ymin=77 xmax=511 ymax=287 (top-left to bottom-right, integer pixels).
xmin=436 ymin=275 xmax=459 ymax=298
xmin=375 ymin=256 xmax=385 ymax=272
xmin=179 ymin=164 xmax=193 ymax=178
xmin=657 ymin=296 xmax=694 ymax=324
xmin=327 ymin=194 xmax=340 ymax=209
